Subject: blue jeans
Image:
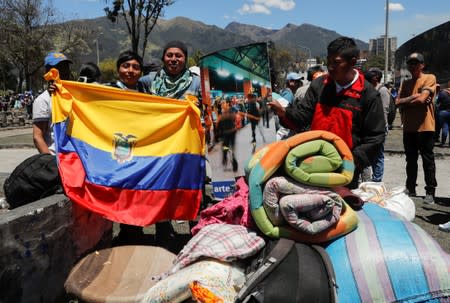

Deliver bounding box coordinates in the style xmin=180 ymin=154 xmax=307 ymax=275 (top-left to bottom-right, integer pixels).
xmin=439 ymin=110 xmax=450 ymax=145
xmin=371 ymin=142 xmax=384 ymax=182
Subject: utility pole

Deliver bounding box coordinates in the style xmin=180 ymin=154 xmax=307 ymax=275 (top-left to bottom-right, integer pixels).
xmin=95 ymin=33 xmax=103 ymax=66
xmin=384 ymin=0 xmax=389 ymax=83
xmin=95 ymin=38 xmax=99 ymax=66
xmin=298 ymin=44 xmax=311 ymax=68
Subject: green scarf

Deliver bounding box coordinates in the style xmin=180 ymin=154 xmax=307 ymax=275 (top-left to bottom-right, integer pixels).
xmin=150 ymin=68 xmax=193 ymax=99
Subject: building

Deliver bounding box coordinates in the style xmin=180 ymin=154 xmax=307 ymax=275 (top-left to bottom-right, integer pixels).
xmin=395 ymin=21 xmax=450 ymax=86
xmin=369 ymin=35 xmax=397 ymax=71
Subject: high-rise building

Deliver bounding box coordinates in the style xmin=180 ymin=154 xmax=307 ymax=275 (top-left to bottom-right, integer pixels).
xmin=369 ymin=35 xmax=397 ymax=71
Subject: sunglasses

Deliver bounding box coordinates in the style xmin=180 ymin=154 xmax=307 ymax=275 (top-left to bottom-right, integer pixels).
xmin=407 ymin=61 xmax=422 ymax=66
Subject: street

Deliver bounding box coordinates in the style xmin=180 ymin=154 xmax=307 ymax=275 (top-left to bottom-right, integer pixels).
xmin=0 ymin=118 xmax=449 ymax=253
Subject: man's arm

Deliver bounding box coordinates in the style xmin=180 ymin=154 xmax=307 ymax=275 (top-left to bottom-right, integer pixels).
xmin=397 ymin=75 xmax=436 ymax=106
xmin=33 ymin=121 xmax=50 ymax=154
xmin=396 ymin=91 xmax=430 ymax=105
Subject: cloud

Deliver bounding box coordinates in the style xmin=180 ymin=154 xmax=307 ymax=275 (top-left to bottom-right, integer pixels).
xmin=254 ymin=0 xmax=296 ymax=11
xmin=239 ymin=3 xmax=271 ymax=15
xmin=239 ymin=0 xmax=295 ymax=15
xmin=389 ymin=3 xmax=405 ymax=11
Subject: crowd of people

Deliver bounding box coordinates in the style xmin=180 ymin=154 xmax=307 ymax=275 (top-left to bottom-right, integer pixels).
xmin=0 ymin=91 xmax=35 ymax=119
xmin=4 ymin=36 xmax=447 ymax=236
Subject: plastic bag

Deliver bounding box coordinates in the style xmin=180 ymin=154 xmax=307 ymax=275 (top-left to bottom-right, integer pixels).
xmin=352 ymin=182 xmax=415 ymax=221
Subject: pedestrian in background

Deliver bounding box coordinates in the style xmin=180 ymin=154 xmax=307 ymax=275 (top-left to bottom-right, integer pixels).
xmin=363 ymin=67 xmax=391 ymax=182
xmin=78 ymin=62 xmax=102 ymax=84
xmin=436 ymin=81 xmax=450 ymax=147
xmin=396 ymin=52 xmax=437 ymax=204
xmin=246 ymin=93 xmax=264 ymax=144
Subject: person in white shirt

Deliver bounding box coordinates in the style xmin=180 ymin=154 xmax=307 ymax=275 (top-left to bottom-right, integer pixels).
xmin=32 ymin=52 xmax=72 ymax=154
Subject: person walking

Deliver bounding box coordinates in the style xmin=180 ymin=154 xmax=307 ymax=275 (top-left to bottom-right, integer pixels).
xmin=246 ymin=93 xmax=264 ymax=143
xmin=396 ymin=52 xmax=437 ymax=204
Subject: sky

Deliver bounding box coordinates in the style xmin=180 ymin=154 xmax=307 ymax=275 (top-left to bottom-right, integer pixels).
xmin=51 ymin=0 xmax=450 ymax=46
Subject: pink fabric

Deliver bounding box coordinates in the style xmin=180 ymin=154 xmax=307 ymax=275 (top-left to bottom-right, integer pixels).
xmin=191 ymin=177 xmax=254 ymax=235
xmin=333 ymin=186 xmax=364 ymax=210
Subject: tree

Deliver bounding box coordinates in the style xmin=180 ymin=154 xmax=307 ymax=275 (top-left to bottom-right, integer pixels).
xmin=99 ymin=58 xmax=117 ymax=83
xmin=105 ymin=0 xmax=175 ymax=61
xmin=0 ymin=0 xmax=93 ymax=92
xmin=0 ymin=0 xmax=55 ymax=92
xmin=363 ymin=55 xmax=385 ymax=71
xmin=187 ymin=49 xmax=203 ymax=67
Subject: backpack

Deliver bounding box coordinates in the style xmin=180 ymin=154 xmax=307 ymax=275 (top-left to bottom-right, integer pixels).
xmin=3 ymin=153 xmax=62 ymax=209
xmin=236 ymin=238 xmax=337 ymax=303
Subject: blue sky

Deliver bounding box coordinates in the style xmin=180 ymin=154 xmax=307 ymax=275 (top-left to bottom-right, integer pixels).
xmin=52 ymin=0 xmax=450 ymax=46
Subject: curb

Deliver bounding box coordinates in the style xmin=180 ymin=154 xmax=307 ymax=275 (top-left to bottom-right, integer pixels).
xmin=0 ymin=144 xmax=35 ymax=149
xmin=385 ymin=149 xmax=450 ymax=158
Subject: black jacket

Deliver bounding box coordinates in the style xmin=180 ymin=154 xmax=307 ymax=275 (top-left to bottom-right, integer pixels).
xmin=282 ymin=72 xmax=386 ymax=170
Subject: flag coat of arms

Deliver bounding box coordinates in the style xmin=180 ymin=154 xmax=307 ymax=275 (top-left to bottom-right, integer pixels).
xmin=46 ymin=69 xmax=205 ymax=226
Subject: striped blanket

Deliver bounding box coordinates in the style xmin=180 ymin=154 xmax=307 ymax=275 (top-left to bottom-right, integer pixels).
xmin=326 ymin=203 xmax=450 ymax=302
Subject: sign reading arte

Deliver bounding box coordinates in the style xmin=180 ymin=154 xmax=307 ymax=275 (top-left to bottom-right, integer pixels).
xmin=212 ymin=180 xmax=236 ymax=200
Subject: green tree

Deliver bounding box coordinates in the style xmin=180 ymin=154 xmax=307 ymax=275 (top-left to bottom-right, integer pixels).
xmin=0 ymin=0 xmax=92 ymax=92
xmin=99 ymin=58 xmax=117 ymax=83
xmin=187 ymin=49 xmax=203 ymax=67
xmin=0 ymin=58 xmax=17 ymax=91
xmin=0 ymin=0 xmax=55 ymax=91
xmin=105 ymin=0 xmax=175 ymax=61
xmin=363 ymin=55 xmax=385 ymax=71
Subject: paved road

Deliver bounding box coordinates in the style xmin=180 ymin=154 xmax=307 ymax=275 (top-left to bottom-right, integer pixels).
xmin=0 ymin=119 xmax=449 ymax=253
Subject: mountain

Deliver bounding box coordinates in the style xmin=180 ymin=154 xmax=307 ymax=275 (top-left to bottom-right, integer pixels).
xmin=67 ymin=16 xmax=368 ymax=63
xmin=225 ymin=22 xmax=368 ymax=57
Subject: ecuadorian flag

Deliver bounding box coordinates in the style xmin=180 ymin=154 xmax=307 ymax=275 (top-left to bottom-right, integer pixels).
xmin=46 ymin=69 xmax=205 ymax=226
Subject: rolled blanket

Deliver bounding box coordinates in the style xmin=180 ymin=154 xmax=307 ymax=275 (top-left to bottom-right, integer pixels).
xmin=263 ymin=176 xmax=343 ymax=234
xmin=246 ymin=130 xmax=358 ymax=243
xmin=284 ymin=139 xmax=353 ymax=187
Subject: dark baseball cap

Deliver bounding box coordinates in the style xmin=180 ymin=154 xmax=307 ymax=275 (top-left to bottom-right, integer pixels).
xmin=406 ymin=52 xmax=424 ymax=64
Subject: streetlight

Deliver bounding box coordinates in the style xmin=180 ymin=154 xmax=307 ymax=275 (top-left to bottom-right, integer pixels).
xmin=384 ymin=0 xmax=389 ymax=83
xmin=95 ymin=32 xmax=103 ymax=65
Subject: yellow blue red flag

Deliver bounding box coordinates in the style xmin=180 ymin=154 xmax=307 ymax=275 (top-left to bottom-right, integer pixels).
xmin=45 ymin=69 xmax=205 ymax=226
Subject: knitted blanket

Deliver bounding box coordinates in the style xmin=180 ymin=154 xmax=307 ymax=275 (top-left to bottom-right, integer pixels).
xmin=263 ymin=176 xmax=343 ymax=235
xmin=246 ymin=130 xmax=358 ymax=243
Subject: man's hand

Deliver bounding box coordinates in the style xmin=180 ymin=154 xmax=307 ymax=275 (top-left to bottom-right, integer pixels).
xmin=268 ymin=100 xmax=286 ymax=117
xmin=47 ymin=81 xmax=57 ymax=95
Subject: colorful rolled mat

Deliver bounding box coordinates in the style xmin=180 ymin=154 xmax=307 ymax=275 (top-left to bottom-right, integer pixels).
xmin=325 ymin=203 xmax=450 ymax=303
xmin=246 ymin=130 xmax=357 ymax=243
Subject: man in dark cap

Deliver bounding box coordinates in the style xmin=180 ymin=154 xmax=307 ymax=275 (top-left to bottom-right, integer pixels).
xmin=139 ymin=40 xmax=200 ymax=100
xmin=396 ymin=52 xmax=437 ymax=204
